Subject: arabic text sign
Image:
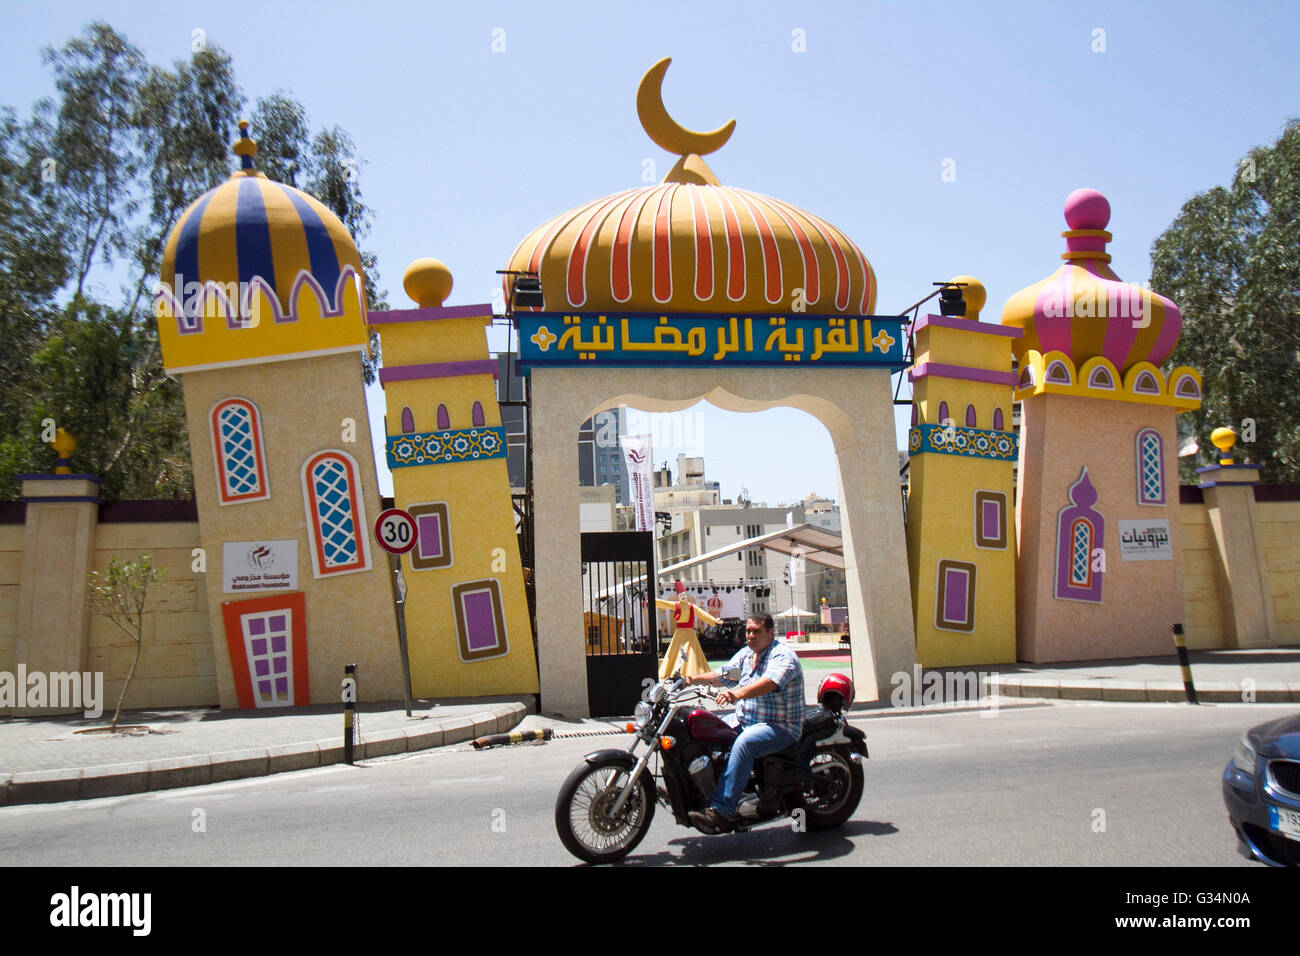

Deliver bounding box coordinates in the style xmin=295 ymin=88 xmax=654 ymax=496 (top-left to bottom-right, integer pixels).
xmin=1118 ymin=520 xmax=1173 ymax=562
xmin=223 ymin=540 xmax=298 ymax=593
xmin=518 ymin=313 xmax=909 ymax=368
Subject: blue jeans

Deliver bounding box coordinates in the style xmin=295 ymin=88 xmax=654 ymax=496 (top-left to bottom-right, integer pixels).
xmin=711 ymin=721 xmax=798 ymax=817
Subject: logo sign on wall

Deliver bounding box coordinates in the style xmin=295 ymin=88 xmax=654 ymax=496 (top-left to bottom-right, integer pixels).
xmin=518 ymin=312 xmax=909 ymax=369
xmin=1118 ymin=519 xmax=1173 ymax=561
xmin=223 ymin=540 xmax=298 ymax=593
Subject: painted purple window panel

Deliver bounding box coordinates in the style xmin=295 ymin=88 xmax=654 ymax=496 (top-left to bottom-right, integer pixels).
xmin=974 ymin=491 xmax=1007 ymax=549
xmin=965 ymin=404 xmax=976 ymax=427
xmin=453 ymin=579 xmax=509 ymax=661
xmin=251 ymin=638 xmax=267 ymax=656
xmin=993 ymin=407 xmax=1004 ymax=430
xmin=910 ymin=402 xmax=918 ymax=426
xmin=472 ymin=401 xmax=485 ymax=427
xmin=934 ymin=560 xmax=976 ymax=632
xmin=275 ymin=677 xmax=288 ymax=694
xmin=249 ymin=619 xmax=265 ymax=636
xmin=400 ymin=406 xmax=415 ymax=433
xmin=255 ymin=659 xmax=269 ymax=676
xmin=1054 ymin=468 xmax=1104 ymax=603
xmin=409 ymin=502 xmax=452 ymax=570
xmin=938 ymin=401 xmax=949 ymax=426
xmin=944 ymin=569 xmax=968 ymax=622
xmin=463 ymin=590 xmax=499 ymax=651
xmin=437 ymin=404 xmax=450 ymax=429
xmin=417 ymin=514 xmax=444 ymax=559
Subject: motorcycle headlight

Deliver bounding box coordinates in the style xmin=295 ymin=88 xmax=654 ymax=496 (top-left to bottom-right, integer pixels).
xmin=1232 ymin=734 xmax=1256 ymax=775
xmin=634 ymin=701 xmax=653 ymax=729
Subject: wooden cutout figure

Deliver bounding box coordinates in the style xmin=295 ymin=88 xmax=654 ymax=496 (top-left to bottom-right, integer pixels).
xmin=654 ymin=580 xmax=720 ymax=678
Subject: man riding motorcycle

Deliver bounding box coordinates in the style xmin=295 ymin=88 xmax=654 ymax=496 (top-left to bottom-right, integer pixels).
xmin=684 ymin=612 xmax=804 ymax=833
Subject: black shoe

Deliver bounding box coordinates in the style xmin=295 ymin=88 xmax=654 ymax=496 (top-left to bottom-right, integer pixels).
xmin=689 ymin=806 xmax=738 ymax=834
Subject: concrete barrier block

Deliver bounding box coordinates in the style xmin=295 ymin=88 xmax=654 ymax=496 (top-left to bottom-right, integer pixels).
xmin=1145 ymin=681 xmax=1190 ymax=702
xmin=359 ymin=735 xmax=406 ymax=759
xmin=79 ymin=762 xmax=150 ymax=799
xmin=266 ymin=742 xmax=321 ymax=774
xmin=1100 ymin=683 xmax=1148 ymax=702
xmin=1016 ymin=680 xmax=1061 ymax=699
xmin=438 ymin=716 xmax=475 ymax=746
xmin=209 ymin=748 xmax=269 ymax=782
xmin=1055 ymin=680 xmax=1103 ymax=700
xmin=404 ymin=726 xmax=445 ymax=752
xmin=10 ymin=767 xmax=81 ymax=804
xmin=147 ymin=754 xmax=213 ymax=791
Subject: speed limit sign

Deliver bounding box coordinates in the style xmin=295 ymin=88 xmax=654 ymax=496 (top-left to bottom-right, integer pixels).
xmin=374 ymin=508 xmax=418 ymax=555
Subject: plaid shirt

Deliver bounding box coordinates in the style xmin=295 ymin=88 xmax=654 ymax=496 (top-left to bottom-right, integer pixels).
xmin=722 ymin=639 xmax=805 ymax=739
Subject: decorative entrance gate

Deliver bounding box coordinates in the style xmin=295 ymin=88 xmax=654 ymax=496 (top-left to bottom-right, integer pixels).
xmin=581 ymin=531 xmax=657 ymax=717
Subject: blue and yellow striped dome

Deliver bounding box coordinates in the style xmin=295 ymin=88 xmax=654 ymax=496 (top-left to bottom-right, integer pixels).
xmin=154 ymin=122 xmax=370 ymax=375
xmin=160 ymin=122 xmax=362 ymax=321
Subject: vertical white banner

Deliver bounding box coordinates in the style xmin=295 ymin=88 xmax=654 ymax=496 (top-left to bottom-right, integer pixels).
xmin=620 ymin=433 xmax=654 ymax=532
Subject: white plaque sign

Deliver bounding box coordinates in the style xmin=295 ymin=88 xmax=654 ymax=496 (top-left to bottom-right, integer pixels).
xmin=223 ymin=540 xmax=298 ymax=593
xmin=1118 ymin=520 xmax=1173 ymax=562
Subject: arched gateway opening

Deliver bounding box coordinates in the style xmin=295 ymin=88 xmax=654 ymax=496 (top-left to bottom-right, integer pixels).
xmin=505 ymin=58 xmax=916 ymax=716
xmin=530 ymin=372 xmax=914 ymax=716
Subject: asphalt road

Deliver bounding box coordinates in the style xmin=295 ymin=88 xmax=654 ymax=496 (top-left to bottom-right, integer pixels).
xmin=0 ymin=700 xmax=1292 ymax=867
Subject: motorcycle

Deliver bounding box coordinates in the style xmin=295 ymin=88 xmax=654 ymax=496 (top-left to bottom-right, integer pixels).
xmin=554 ymin=650 xmax=868 ymax=863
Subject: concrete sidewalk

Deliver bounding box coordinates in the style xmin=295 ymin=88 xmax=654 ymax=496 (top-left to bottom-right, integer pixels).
xmin=0 ymin=696 xmax=532 ymax=806
xmin=1 ymin=648 xmax=1296 ymax=807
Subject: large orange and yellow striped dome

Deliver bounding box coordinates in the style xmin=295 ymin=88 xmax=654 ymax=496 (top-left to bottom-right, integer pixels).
xmin=504 ymin=182 xmax=877 ymax=315
xmin=505 ymin=58 xmax=876 ymax=316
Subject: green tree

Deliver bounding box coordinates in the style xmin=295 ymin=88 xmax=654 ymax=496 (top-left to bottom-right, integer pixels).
xmin=87 ymin=554 xmax=164 ymax=731
xmin=1151 ymin=119 xmax=1300 ymax=483
xmin=0 ymin=21 xmax=386 ymax=498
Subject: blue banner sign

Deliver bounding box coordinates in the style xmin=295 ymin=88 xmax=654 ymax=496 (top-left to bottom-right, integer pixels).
xmin=517 ymin=312 xmax=909 ymax=369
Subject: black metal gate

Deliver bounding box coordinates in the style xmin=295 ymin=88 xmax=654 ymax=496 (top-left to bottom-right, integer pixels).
xmin=581 ymin=531 xmax=657 ymax=718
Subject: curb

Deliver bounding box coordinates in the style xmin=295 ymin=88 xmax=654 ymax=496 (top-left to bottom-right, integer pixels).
xmin=0 ymin=703 xmax=526 ymax=807
xmin=988 ymin=677 xmax=1300 ymax=704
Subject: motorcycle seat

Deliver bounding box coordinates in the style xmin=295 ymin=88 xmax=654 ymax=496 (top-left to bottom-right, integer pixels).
xmin=800 ymin=705 xmax=837 ymax=738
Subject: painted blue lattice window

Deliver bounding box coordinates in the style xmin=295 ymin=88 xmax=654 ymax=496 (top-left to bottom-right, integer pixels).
xmin=1136 ymin=428 xmax=1165 ymax=505
xmin=302 ymin=450 xmax=370 ymax=577
xmin=211 ymin=398 xmax=269 ymax=504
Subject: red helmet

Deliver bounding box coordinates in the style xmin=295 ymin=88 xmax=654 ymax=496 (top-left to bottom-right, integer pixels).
xmin=818 ymin=673 xmax=854 ymax=713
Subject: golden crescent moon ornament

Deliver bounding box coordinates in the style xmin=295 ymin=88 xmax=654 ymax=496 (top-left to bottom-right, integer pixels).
xmin=637 ymin=57 xmax=736 ymax=157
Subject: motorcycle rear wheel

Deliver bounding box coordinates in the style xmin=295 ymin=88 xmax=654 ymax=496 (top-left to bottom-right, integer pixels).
xmin=555 ymin=758 xmax=656 ymax=864
xmin=802 ymin=748 xmax=864 ymax=830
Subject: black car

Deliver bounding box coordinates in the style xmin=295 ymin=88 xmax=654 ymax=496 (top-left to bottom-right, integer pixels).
xmin=1222 ymin=711 xmax=1300 ymax=866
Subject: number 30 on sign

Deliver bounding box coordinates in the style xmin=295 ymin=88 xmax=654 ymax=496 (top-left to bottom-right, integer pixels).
xmin=374 ymin=508 xmax=418 ymax=555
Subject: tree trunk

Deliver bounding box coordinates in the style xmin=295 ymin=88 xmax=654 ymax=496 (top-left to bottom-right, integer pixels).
xmin=110 ymin=634 xmax=145 ymax=732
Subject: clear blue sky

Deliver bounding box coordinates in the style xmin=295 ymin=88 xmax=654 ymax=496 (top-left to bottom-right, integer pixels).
xmin=4 ymin=0 xmax=1297 ymax=503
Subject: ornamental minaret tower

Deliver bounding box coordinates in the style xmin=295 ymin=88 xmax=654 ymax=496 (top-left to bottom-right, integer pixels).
xmin=1002 ymin=189 xmax=1202 ymax=662
xmin=905 ymin=278 xmax=1019 ymax=666
xmin=369 ymin=259 xmax=539 ymax=698
xmin=155 ymin=122 xmax=401 ymax=708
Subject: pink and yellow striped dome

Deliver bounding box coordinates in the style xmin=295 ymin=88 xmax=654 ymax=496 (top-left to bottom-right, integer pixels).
xmin=1000 ymin=189 xmax=1182 ymax=373
xmin=504 ymin=181 xmax=877 ymax=315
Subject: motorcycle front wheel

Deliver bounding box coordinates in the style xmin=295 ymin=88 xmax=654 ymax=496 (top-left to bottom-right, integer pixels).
xmin=802 ymin=748 xmax=864 ymax=830
xmin=555 ymin=758 xmax=656 ymax=864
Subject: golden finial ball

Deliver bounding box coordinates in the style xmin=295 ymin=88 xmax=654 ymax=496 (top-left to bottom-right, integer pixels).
xmin=950 ymin=275 xmax=986 ymax=320
xmin=403 ymin=258 xmax=454 ymax=307
xmin=1211 ymin=426 xmax=1237 ymax=462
